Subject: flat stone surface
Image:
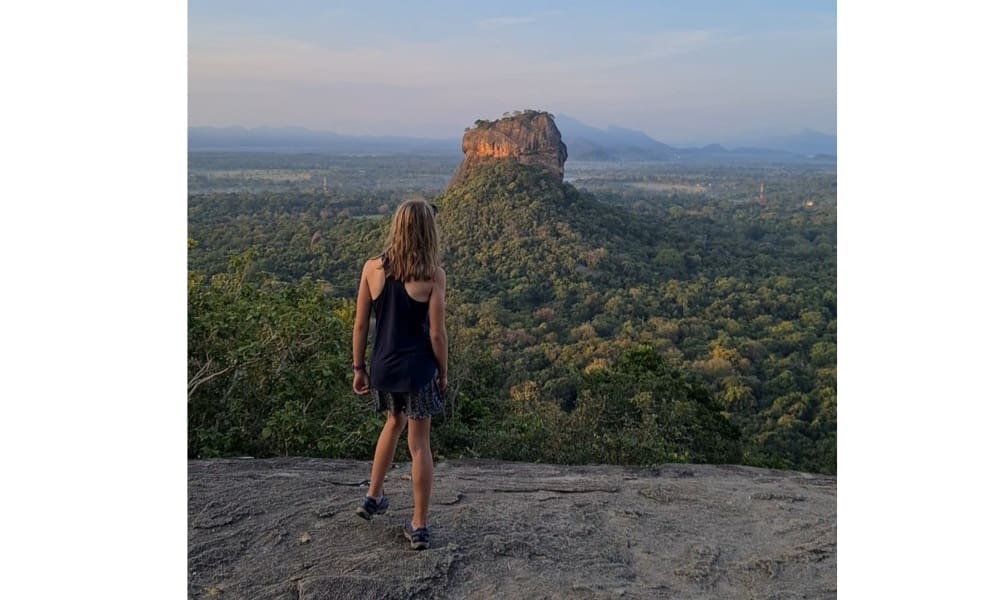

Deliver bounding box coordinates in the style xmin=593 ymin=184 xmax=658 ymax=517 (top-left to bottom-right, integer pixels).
xmin=189 ymin=458 xmax=836 ymax=599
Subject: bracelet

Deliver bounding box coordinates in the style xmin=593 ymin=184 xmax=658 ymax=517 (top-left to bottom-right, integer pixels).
xmin=352 ymin=363 xmax=366 ymax=371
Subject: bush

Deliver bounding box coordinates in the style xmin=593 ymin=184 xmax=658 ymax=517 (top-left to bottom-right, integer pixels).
xmin=188 ymin=250 xmax=372 ymax=458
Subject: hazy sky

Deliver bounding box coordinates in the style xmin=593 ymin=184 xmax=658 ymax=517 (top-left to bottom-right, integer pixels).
xmin=189 ymin=0 xmax=836 ymax=145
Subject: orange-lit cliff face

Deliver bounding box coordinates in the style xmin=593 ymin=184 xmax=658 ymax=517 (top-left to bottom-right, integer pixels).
xmin=448 ymin=111 xmax=568 ymax=189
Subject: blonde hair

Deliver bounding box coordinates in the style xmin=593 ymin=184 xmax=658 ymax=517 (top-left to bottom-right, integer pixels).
xmin=381 ymin=199 xmax=440 ymax=281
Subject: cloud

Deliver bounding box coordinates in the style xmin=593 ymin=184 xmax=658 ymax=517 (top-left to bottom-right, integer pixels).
xmin=187 ymin=20 xmax=834 ymax=139
xmin=188 ymin=29 xmax=734 ymax=133
xmin=640 ymin=30 xmax=721 ymax=58
xmin=190 ymin=32 xmax=571 ymax=90
xmin=478 ymin=16 xmax=535 ymax=30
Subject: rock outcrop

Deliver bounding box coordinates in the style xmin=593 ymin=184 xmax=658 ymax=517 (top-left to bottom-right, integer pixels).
xmin=189 ymin=458 xmax=837 ymax=599
xmin=448 ymin=110 xmax=569 ymax=189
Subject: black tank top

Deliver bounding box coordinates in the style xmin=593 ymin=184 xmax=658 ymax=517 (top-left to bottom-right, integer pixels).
xmin=369 ymin=256 xmax=437 ymax=393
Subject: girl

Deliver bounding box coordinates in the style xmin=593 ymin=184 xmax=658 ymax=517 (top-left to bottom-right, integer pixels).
xmin=351 ymin=199 xmax=447 ymax=551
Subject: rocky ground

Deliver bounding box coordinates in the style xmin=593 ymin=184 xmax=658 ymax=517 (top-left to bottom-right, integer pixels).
xmin=189 ymin=458 xmax=835 ymax=599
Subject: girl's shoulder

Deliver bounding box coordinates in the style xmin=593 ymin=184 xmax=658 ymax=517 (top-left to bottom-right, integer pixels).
xmin=364 ymin=256 xmax=385 ymax=273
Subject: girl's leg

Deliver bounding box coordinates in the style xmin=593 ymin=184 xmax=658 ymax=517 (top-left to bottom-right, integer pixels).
xmin=407 ymin=416 xmax=433 ymax=528
xmin=367 ymin=411 xmax=407 ymax=498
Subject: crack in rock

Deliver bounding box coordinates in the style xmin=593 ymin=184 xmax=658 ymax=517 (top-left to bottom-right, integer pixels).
xmin=490 ymin=487 xmax=620 ymax=494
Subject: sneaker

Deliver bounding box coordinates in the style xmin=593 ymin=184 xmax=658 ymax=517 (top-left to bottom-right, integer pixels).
xmin=355 ymin=495 xmax=389 ymax=521
xmin=403 ymin=522 xmax=430 ymax=550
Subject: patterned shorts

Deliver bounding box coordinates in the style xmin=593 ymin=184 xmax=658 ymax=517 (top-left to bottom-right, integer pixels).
xmin=370 ymin=374 xmax=444 ymax=420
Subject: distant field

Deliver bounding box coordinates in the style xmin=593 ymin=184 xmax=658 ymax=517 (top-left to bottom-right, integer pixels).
xmin=193 ymin=169 xmax=314 ymax=182
xmin=626 ymin=182 xmax=708 ymax=193
xmin=188 ymin=152 xmax=456 ymax=195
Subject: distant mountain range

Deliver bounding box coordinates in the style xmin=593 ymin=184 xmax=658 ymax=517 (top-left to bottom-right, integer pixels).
xmin=189 ymin=119 xmax=835 ymax=163
xmin=552 ymin=115 xmax=835 ymax=162
xmin=721 ymin=128 xmax=837 ymax=157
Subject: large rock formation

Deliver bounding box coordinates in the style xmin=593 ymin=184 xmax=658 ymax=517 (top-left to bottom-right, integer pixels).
xmin=448 ymin=110 xmax=569 ymax=190
xmin=189 ymin=458 xmax=837 ymax=599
